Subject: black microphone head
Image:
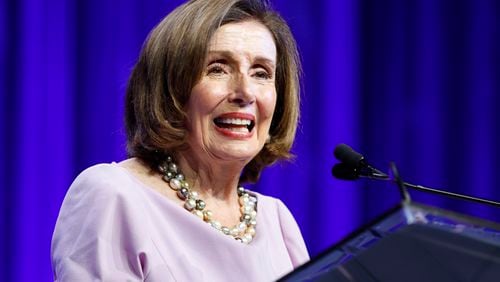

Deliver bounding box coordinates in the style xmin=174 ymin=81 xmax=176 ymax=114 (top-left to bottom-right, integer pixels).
xmin=334 ymin=143 xmax=364 ymax=167
xmin=332 ymin=163 xmax=360 ymax=180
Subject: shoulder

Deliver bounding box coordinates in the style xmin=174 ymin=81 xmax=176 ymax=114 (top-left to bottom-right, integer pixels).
xmin=252 ymin=192 xmax=293 ymax=218
xmin=68 ymin=163 xmax=140 ymax=200
xmin=57 ymin=163 xmax=147 ymax=224
xmin=55 ymin=163 xmax=147 ymax=225
xmin=72 ymin=163 xmax=131 ymax=188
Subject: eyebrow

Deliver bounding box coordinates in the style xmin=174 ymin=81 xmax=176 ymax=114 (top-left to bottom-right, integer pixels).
xmin=206 ymin=50 xmax=276 ymax=69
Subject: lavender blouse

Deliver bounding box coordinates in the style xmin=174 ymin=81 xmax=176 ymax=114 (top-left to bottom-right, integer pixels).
xmin=51 ymin=163 xmax=309 ymax=281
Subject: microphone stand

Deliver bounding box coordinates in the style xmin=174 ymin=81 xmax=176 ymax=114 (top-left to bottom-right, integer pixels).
xmin=380 ymin=162 xmax=500 ymax=208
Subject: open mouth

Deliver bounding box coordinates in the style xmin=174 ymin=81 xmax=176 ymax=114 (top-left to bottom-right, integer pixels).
xmin=213 ymin=117 xmax=255 ymax=133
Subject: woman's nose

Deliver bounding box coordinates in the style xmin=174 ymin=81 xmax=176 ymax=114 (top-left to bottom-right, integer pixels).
xmin=228 ymin=75 xmax=255 ymax=106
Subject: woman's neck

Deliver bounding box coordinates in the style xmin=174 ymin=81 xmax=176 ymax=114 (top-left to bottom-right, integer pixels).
xmin=175 ymin=151 xmax=246 ymax=201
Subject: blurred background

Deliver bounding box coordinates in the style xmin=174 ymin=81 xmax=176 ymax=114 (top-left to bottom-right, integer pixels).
xmin=1 ymin=0 xmax=499 ymax=280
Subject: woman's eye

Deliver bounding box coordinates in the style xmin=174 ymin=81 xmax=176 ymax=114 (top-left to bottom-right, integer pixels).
xmin=207 ymin=63 xmax=227 ymax=76
xmin=254 ymin=70 xmax=272 ymax=79
xmin=208 ymin=66 xmax=224 ymax=74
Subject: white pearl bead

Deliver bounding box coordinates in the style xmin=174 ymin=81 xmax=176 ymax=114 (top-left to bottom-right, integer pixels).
xmin=210 ymin=221 xmax=222 ymax=230
xmin=239 ymin=196 xmax=249 ymax=206
xmin=250 ymin=210 xmax=257 ymax=219
xmin=230 ymin=227 xmax=240 ymax=236
xmin=246 ymin=226 xmax=256 ymax=236
xmin=240 ymin=205 xmax=254 ymax=214
xmin=169 ymin=178 xmax=181 ymax=190
xmin=238 ymin=222 xmax=248 ymax=231
xmin=243 ymin=233 xmax=253 ymax=242
xmin=192 ymin=210 xmax=204 ymax=219
xmin=189 ymin=191 xmax=199 ymax=200
xmin=184 ymin=198 xmax=196 ymax=210
xmin=221 ymin=226 xmax=230 ymax=235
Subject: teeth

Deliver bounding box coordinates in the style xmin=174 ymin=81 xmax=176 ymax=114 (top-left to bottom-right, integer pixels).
xmin=226 ymin=127 xmax=249 ymax=133
xmin=217 ymin=118 xmax=251 ymax=126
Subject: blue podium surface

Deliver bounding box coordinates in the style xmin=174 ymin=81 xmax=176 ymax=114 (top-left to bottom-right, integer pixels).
xmin=281 ymin=201 xmax=500 ymax=282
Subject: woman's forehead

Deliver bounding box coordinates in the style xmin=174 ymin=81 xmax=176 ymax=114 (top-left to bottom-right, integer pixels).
xmin=207 ymin=21 xmax=277 ymax=63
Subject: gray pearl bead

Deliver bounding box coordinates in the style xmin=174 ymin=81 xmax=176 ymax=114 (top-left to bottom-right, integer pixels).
xmin=175 ymin=173 xmax=184 ymax=181
xmin=158 ymin=164 xmax=168 ymax=173
xmin=195 ymin=199 xmax=206 ymax=210
xmin=168 ymin=163 xmax=178 ymax=173
xmin=162 ymin=175 xmax=171 ymax=183
xmin=177 ymin=187 xmax=189 ymax=200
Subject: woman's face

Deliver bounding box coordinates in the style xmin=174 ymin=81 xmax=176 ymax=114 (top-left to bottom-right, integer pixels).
xmin=185 ymin=20 xmax=277 ymax=164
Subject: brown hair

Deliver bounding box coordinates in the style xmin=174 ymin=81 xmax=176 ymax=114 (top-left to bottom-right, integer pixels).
xmin=125 ymin=0 xmax=301 ymax=183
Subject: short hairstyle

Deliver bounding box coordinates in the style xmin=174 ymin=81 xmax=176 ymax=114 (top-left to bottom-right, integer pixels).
xmin=125 ymin=0 xmax=301 ymax=183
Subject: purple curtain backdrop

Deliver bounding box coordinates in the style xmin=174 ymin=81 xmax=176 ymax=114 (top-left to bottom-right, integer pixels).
xmin=1 ymin=0 xmax=500 ymax=280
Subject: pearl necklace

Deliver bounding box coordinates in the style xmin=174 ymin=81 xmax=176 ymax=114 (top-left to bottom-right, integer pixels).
xmin=158 ymin=155 xmax=258 ymax=244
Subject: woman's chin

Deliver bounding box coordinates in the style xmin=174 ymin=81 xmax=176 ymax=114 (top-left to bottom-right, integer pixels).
xmin=187 ymin=134 xmax=265 ymax=165
xmin=208 ymin=144 xmax=261 ymax=164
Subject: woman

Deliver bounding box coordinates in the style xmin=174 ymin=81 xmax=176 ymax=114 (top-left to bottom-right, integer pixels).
xmin=51 ymin=0 xmax=309 ymax=280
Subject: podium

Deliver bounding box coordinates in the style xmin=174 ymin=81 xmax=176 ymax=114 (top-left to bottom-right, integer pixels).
xmin=280 ymin=190 xmax=500 ymax=281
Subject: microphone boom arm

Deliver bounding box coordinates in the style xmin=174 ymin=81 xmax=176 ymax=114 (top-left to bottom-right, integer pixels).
xmin=401 ymin=182 xmax=500 ymax=208
xmin=332 ymin=143 xmax=500 ymax=208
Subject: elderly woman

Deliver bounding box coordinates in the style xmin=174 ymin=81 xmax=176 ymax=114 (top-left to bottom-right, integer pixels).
xmin=51 ymin=0 xmax=309 ymax=280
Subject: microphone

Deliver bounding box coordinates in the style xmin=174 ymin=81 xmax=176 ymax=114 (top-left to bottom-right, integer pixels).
xmin=333 ymin=144 xmax=389 ymax=180
xmin=332 ymin=143 xmax=500 ymax=208
xmin=334 ymin=144 xmax=364 ymax=167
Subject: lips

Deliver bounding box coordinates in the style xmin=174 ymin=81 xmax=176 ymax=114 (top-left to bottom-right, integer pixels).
xmin=213 ymin=112 xmax=255 ymax=137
